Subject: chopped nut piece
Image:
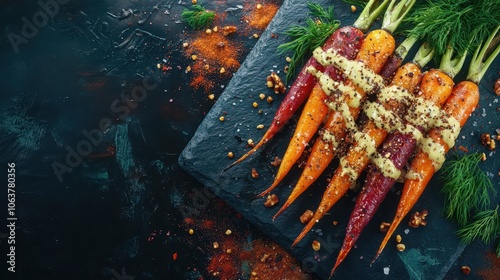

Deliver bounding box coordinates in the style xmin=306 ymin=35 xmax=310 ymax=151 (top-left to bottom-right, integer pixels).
xmin=408 ymin=210 xmax=428 ymax=228
xmin=266 ymin=96 xmax=274 ymax=103
xmin=186 ymin=65 xmax=192 ymax=72
xmin=256 ymin=3 xmax=262 ymax=9
xmin=252 ymin=102 xmax=259 ymax=108
xmin=156 ymin=63 xmax=161 ymax=69
xmin=188 ymin=229 xmax=194 ymax=235
xmin=266 ymin=72 xmax=286 ymax=94
xmin=284 ymin=65 xmax=289 ymax=73
xmin=191 ymin=55 xmax=197 ymax=61
xmin=396 ymin=234 xmax=402 ymax=243
xmin=251 ymin=168 xmax=259 ymax=178
xmin=251 ymin=271 xmax=258 ymax=277
xmin=489 ymin=139 xmax=496 ymax=150
xmin=351 ymin=5 xmax=357 ymax=12
xmin=205 ymin=28 xmax=212 ymax=34
xmin=264 ymin=194 xmax=279 ymax=207
xmin=312 ymin=240 xmax=321 ymax=251
xmin=461 ymin=265 xmax=471 ymax=275
xmin=208 ymin=94 xmax=215 ymax=100
xmin=213 ymin=26 xmax=219 ymax=32
xmin=256 ymin=124 xmax=264 ymax=129
xmin=481 ymin=152 xmax=487 ymax=161
xmin=332 ymin=220 xmax=338 ymax=226
xmin=259 ymin=93 xmax=266 ymax=100
xmin=380 ymin=222 xmax=391 ymax=233
xmin=260 ymin=253 xmax=269 ymax=263
xmin=182 ymin=42 xmax=189 ymax=48
xmin=222 ymin=26 xmax=237 ymax=36
xmin=203 ymin=64 xmax=210 ymax=70
xmin=226 ymin=249 xmax=232 ymax=254
xmin=396 ymin=243 xmax=406 ymax=251
xmin=219 ymin=116 xmax=225 ymax=122
xmin=213 ymin=242 xmax=219 ymax=249
xmin=253 ymin=33 xmax=259 ymax=38
xmin=225 ymin=229 xmax=232 ymax=235
xmin=220 ymin=67 xmax=226 ymax=74
xmin=270 ymin=157 xmax=281 ymax=166
xmin=495 ymin=78 xmax=500 ymax=96
xmin=299 ymin=210 xmax=314 ymax=224
xmin=285 ymin=56 xmax=291 ymax=62
xmin=227 ymin=152 xmax=234 ymax=158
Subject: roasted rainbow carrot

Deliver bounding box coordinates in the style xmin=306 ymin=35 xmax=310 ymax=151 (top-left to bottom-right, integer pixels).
xmin=258 ymin=0 xmax=414 ymax=198
xmin=374 ymin=25 xmax=500 ymax=262
xmin=223 ymin=0 xmax=390 ymax=172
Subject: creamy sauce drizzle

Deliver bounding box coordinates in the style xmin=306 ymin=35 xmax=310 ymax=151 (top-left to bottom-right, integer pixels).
xmin=308 ymin=49 xmax=462 ymax=179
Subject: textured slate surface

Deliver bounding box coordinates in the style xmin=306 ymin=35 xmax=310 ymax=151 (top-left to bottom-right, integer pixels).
xmin=179 ymin=0 xmax=500 ymax=279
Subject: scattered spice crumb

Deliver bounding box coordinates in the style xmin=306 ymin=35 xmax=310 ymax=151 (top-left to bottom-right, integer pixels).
xmin=173 ymin=252 xmax=178 ymax=260
xmin=494 ymin=78 xmax=500 ymax=96
xmin=461 ymin=265 xmax=471 ymax=275
xmin=213 ymin=242 xmax=219 ymax=249
xmin=244 ymin=3 xmax=279 ymax=30
xmin=458 ymin=145 xmax=469 ymax=152
xmin=396 ymin=243 xmax=406 ymax=251
xmin=312 ymin=240 xmax=321 ymax=251
xmin=251 ymin=168 xmax=259 ymax=178
xmin=270 ymin=156 xmax=282 ymax=166
xmin=225 ymin=229 xmax=232 ymax=235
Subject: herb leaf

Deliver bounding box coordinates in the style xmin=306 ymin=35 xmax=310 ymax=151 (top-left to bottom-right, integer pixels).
xmin=181 ymin=4 xmax=215 ymax=30
xmin=441 ymin=153 xmax=496 ymax=227
xmin=278 ymin=1 xmax=340 ymax=83
xmin=456 ymin=206 xmax=499 ymax=245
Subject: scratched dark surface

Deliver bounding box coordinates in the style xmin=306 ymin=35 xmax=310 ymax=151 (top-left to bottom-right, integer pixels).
xmin=179 ymin=0 xmax=500 ymax=280
xmin=0 ymin=0 xmax=498 ymax=280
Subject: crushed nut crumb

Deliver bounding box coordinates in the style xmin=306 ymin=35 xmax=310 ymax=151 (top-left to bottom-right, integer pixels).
xmin=260 ymin=253 xmax=269 ymax=263
xmin=266 ymin=96 xmax=274 ymax=103
xmin=408 ymin=210 xmax=428 ymax=228
xmin=351 ymin=5 xmax=357 ymax=12
xmin=219 ymin=116 xmax=225 ymax=122
xmin=256 ymin=124 xmax=264 ymax=129
xmin=252 ymin=102 xmax=259 ymax=108
xmin=227 ymin=152 xmax=234 ymax=158
xmin=208 ymin=94 xmax=215 ymax=100
xmin=188 ymin=229 xmax=194 ymax=235
xmin=182 ymin=42 xmax=189 ymax=48
xmin=213 ymin=242 xmax=219 ymax=249
xmin=266 ymin=72 xmax=286 ymax=94
xmin=225 ymin=229 xmax=232 ymax=235
xmin=222 ymin=26 xmax=237 ymax=36
xmin=205 ymin=28 xmax=212 ymax=34
xmin=380 ymin=222 xmax=391 ymax=233
xmin=259 ymin=93 xmax=266 ymax=100
xmin=300 ymin=210 xmax=314 ymax=224
xmin=191 ymin=54 xmax=197 ymax=61
xmin=264 ymin=194 xmax=279 ymax=207
xmin=247 ymin=139 xmax=254 ymax=147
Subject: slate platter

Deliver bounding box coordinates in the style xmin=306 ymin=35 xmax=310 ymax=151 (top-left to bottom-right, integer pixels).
xmin=179 ymin=0 xmax=500 ymax=279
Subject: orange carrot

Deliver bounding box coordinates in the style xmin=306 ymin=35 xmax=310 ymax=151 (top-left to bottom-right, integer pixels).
xmin=373 ymin=80 xmax=480 ymax=261
xmin=290 ymin=28 xmax=396 ymax=246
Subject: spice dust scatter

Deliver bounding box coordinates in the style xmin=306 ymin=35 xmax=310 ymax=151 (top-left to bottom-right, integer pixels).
xmin=184 ymin=30 xmax=242 ymax=92
xmin=477 ymin=252 xmax=500 ymax=280
xmin=182 ymin=1 xmax=280 ymax=94
xmin=243 ymin=2 xmax=280 ymax=30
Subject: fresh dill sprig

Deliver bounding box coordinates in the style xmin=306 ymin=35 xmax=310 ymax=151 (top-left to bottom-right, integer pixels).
xmin=181 ymin=4 xmax=215 ymax=30
xmin=441 ymin=153 xmax=496 ymax=227
xmin=404 ymin=0 xmax=473 ymax=58
xmin=278 ymin=1 xmax=340 ymax=83
xmin=456 ymin=206 xmax=499 ymax=245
